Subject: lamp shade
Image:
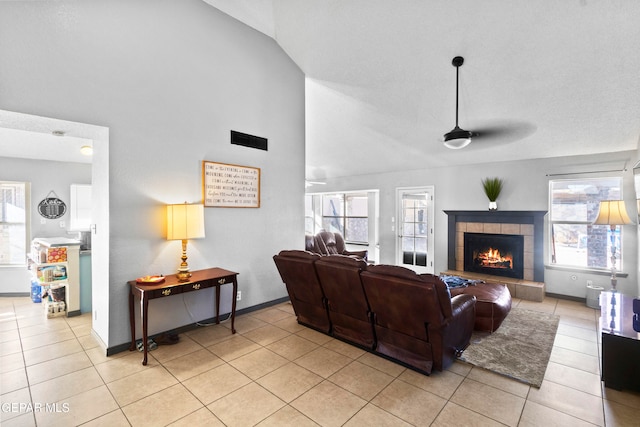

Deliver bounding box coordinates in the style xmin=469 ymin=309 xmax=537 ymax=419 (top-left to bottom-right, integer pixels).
xmin=592 ymin=200 xmax=634 ymax=226
xmin=166 ymin=203 xmax=205 ymax=240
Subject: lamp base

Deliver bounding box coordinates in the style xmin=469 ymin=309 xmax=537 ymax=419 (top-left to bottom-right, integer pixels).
xmin=176 ymin=270 xmax=192 ymax=282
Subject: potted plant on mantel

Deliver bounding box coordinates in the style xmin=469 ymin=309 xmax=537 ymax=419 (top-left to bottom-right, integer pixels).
xmin=482 ymin=177 xmax=503 ymax=211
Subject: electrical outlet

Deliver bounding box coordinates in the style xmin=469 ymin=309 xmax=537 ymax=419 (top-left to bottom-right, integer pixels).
xmin=59 ymin=221 xmax=65 ymax=228
xmin=236 ymin=291 xmax=242 ymax=301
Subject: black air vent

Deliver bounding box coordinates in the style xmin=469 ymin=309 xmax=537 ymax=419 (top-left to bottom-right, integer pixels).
xmin=231 ymin=130 xmax=268 ymax=151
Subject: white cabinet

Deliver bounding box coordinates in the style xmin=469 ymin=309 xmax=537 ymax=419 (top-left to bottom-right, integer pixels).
xmin=69 ymin=184 xmax=92 ymax=231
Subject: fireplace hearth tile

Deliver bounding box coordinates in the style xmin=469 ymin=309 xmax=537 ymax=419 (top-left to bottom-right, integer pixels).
xmin=483 ymin=223 xmax=501 ymax=234
xmin=501 ymin=224 xmax=520 ymax=235
xmin=467 ymin=222 xmax=484 ymax=232
xmin=521 ymin=224 xmax=534 ymax=236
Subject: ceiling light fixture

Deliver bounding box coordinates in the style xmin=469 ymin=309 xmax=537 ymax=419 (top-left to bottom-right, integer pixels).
xmin=443 ymin=56 xmax=473 ymax=149
xmin=80 ymin=145 xmax=93 ymax=156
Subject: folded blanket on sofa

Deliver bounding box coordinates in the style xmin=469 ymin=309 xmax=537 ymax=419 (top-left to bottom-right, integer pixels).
xmin=440 ymin=275 xmax=485 ymax=289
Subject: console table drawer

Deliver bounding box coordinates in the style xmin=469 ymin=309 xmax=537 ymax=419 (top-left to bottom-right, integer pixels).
xmin=212 ymin=275 xmax=235 ymax=286
xmin=182 ymin=281 xmax=213 ymax=293
xmin=150 ymin=286 xmax=183 ymax=298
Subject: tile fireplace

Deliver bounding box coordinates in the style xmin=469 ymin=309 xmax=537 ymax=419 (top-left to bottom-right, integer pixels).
xmin=445 ymin=210 xmax=547 ymax=283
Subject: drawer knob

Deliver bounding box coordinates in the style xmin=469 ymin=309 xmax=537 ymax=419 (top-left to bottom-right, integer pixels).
xmin=192 ymin=283 xmax=201 ymax=290
xmin=218 ymin=278 xmax=226 ymax=285
xmin=161 ymin=289 xmax=172 ymax=296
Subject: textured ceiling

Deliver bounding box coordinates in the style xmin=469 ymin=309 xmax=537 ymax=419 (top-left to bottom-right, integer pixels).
xmin=205 ymin=0 xmax=640 ymax=180
xmin=0 ymin=110 xmax=94 ymax=164
xmin=2 ymin=1 xmax=638 ymax=173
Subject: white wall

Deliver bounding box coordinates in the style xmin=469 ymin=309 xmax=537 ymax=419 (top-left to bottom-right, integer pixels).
xmin=0 ymin=0 xmax=305 ymax=348
xmin=312 ymin=151 xmax=638 ymax=298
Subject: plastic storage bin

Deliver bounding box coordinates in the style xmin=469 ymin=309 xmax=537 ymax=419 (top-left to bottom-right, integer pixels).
xmin=586 ymin=284 xmax=604 ymax=309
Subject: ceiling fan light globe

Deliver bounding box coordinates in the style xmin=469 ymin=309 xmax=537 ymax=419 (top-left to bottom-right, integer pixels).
xmin=443 ymin=126 xmax=473 ymax=149
xmin=443 ymin=137 xmax=471 ymax=149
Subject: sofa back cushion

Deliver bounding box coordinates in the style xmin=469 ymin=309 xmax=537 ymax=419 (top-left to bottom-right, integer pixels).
xmin=361 ymin=265 xmax=447 ymax=338
xmin=315 ymin=230 xmax=349 ymax=255
xmin=315 ymin=255 xmax=369 ymax=319
xmin=273 ymin=250 xmax=330 ymax=333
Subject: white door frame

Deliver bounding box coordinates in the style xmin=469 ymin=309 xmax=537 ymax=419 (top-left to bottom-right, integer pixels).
xmin=395 ymin=186 xmax=435 ymax=274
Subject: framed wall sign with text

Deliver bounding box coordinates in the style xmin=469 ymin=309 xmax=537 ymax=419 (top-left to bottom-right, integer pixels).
xmin=202 ymin=161 xmax=261 ymax=208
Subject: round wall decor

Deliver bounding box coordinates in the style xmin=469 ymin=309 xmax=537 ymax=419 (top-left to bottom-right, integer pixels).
xmin=38 ymin=191 xmax=67 ymax=219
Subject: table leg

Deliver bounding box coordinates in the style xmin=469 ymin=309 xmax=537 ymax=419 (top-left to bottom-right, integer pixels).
xmin=215 ymin=285 xmax=221 ymax=324
xmin=128 ymin=289 xmax=136 ymax=351
xmin=141 ymin=294 xmax=149 ymax=366
xmin=231 ymin=280 xmax=237 ymax=334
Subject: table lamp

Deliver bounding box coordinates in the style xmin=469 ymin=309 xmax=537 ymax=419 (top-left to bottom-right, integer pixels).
xmin=592 ymin=200 xmax=634 ymax=291
xmin=167 ymin=203 xmax=205 ymax=281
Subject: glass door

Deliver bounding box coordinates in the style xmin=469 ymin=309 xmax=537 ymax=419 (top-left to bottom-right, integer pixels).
xmin=396 ymin=187 xmax=434 ymax=274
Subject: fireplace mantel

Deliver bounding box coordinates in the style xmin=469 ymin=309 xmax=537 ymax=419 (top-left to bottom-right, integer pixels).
xmin=444 ymin=210 xmax=547 ymax=282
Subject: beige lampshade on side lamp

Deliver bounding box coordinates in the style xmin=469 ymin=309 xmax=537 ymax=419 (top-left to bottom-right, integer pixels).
xmin=167 ymin=203 xmax=205 ymax=282
xmin=592 ymin=200 xmax=634 ymax=291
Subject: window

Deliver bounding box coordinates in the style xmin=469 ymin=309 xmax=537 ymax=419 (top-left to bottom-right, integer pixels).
xmin=549 ymin=177 xmax=623 ymax=270
xmin=0 ymin=181 xmax=27 ymax=265
xmin=320 ymin=193 xmax=368 ymax=243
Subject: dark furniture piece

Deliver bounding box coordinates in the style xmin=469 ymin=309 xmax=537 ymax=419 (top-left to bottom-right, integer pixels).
xmin=361 ymin=265 xmax=476 ymax=373
xmin=128 ymin=267 xmax=238 ymax=365
xmin=274 ymin=253 xmax=476 ymax=374
xmin=315 ymin=255 xmax=375 ymax=349
xmin=273 ymin=250 xmax=331 ymax=334
xmin=449 ymin=282 xmax=512 ymax=332
xmin=310 ymin=230 xmax=368 ymax=260
xmin=600 ymin=291 xmax=640 ymax=392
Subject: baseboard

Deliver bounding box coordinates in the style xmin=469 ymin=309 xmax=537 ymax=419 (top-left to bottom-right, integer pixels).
xmin=106 ymin=296 xmax=290 ymax=357
xmin=545 ymin=292 xmax=586 ymax=303
xmin=0 ymin=292 xmax=30 ymax=297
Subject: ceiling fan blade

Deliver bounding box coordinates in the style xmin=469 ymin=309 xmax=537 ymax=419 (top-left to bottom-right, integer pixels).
xmin=471 ymin=121 xmax=537 ymax=143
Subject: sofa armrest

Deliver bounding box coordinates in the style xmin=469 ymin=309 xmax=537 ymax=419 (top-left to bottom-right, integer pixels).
xmin=451 ymin=294 xmax=476 ymax=318
xmin=343 ymin=249 xmax=368 ymax=260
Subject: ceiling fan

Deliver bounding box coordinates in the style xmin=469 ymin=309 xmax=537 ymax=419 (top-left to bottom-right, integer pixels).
xmin=443 ymin=56 xmax=536 ymax=149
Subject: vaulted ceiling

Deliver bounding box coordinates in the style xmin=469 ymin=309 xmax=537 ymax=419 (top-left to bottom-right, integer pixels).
xmin=205 ymin=0 xmax=640 ymax=181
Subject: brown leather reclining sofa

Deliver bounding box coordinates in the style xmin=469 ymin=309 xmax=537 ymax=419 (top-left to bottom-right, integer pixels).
xmin=273 ymin=250 xmax=476 ymax=374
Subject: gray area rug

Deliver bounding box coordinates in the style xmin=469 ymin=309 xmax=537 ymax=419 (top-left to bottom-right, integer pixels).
xmin=459 ymin=307 xmax=560 ymax=388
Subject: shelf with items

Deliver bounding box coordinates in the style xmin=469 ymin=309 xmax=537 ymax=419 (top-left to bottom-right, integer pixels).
xmin=28 ymin=238 xmax=82 ymax=316
xmin=29 ymin=260 xmax=69 ymax=317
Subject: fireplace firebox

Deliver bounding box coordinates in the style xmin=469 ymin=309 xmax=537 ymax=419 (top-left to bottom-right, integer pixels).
xmin=464 ymin=232 xmax=524 ymax=279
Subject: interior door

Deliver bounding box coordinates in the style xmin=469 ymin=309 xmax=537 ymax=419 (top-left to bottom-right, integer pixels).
xmin=396 ymin=187 xmax=434 ymax=274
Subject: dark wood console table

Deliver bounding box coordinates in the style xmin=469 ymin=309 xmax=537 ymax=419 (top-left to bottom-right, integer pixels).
xmin=600 ymin=291 xmax=640 ymax=392
xmin=128 ymin=267 xmax=238 ymax=365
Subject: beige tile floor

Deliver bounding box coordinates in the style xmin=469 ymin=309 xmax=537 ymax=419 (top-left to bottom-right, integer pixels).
xmin=2 ymin=295 xmax=640 ymax=426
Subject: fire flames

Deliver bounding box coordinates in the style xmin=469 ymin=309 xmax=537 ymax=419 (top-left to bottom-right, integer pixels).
xmin=476 ymin=247 xmax=512 ymax=269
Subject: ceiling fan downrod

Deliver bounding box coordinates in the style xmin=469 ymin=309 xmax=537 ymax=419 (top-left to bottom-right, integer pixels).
xmin=443 ymin=56 xmax=473 ymax=149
